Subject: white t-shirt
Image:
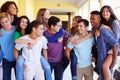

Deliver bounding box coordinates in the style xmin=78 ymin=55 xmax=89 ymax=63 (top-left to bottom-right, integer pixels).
xmin=15 ymin=35 xmax=48 ymax=67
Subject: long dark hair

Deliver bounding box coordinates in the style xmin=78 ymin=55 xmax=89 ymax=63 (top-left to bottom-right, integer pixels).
xmin=100 ymin=5 xmax=118 ymax=26
xmin=0 ymin=1 xmax=18 ymax=16
xmin=16 ymin=16 xmax=30 ymax=34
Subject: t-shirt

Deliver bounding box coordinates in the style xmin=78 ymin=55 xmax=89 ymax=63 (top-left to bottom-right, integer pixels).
xmin=0 ymin=26 xmax=16 ymax=61
xmin=14 ymin=31 xmax=23 ymax=55
xmin=67 ymin=35 xmax=94 ymax=68
xmin=44 ymin=31 xmax=64 ymax=62
xmin=15 ymin=35 xmax=48 ymax=67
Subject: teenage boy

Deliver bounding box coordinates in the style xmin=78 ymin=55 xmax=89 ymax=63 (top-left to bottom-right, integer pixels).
xmin=90 ymin=11 xmax=118 ymax=80
xmin=66 ymin=19 xmax=94 ymax=80
xmin=0 ymin=12 xmax=16 ymax=80
xmin=44 ymin=16 xmax=64 ymax=80
xmin=15 ymin=20 xmax=47 ymax=80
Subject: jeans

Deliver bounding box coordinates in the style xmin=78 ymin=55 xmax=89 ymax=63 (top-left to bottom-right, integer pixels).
xmin=2 ymin=58 xmax=16 ymax=80
xmin=49 ymin=61 xmax=63 ymax=80
xmin=16 ymin=56 xmax=24 ymax=80
xmin=70 ymin=50 xmax=77 ymax=80
xmin=40 ymin=55 xmax=52 ymax=80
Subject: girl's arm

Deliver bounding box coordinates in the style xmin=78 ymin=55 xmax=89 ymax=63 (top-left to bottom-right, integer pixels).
xmin=15 ymin=38 xmax=37 ymax=44
xmin=72 ymin=32 xmax=93 ymax=45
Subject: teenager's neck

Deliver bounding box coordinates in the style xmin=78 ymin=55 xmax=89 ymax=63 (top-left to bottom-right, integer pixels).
xmin=10 ymin=15 xmax=14 ymax=23
xmin=28 ymin=33 xmax=37 ymax=39
xmin=48 ymin=29 xmax=56 ymax=34
xmin=4 ymin=25 xmax=13 ymax=32
xmin=78 ymin=31 xmax=88 ymax=38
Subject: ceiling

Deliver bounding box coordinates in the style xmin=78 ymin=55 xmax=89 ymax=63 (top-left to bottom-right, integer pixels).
xmin=36 ymin=0 xmax=78 ymax=2
xmin=35 ymin=0 xmax=86 ymax=15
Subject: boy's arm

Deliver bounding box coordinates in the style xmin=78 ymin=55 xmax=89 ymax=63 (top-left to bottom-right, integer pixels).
xmin=42 ymin=49 xmax=48 ymax=60
xmin=111 ymin=45 xmax=119 ymax=68
xmin=65 ymin=47 xmax=72 ymax=61
xmin=14 ymin=48 xmax=19 ymax=60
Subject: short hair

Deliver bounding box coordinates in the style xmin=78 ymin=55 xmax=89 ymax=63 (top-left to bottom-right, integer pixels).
xmin=90 ymin=10 xmax=100 ymax=16
xmin=77 ymin=19 xmax=89 ymax=27
xmin=0 ymin=12 xmax=10 ymax=21
xmin=48 ymin=16 xmax=60 ymax=28
xmin=29 ymin=20 xmax=43 ymax=32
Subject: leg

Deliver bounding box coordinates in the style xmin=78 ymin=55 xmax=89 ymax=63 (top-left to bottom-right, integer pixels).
xmin=84 ymin=65 xmax=94 ymax=80
xmin=77 ymin=67 xmax=84 ymax=80
xmin=102 ymin=54 xmax=112 ymax=80
xmin=70 ymin=51 xmax=77 ymax=80
xmin=62 ymin=53 xmax=69 ymax=71
xmin=2 ymin=58 xmax=12 ymax=80
xmin=24 ymin=66 xmax=34 ymax=80
xmin=16 ymin=56 xmax=24 ymax=80
xmin=54 ymin=62 xmax=63 ymax=80
xmin=40 ymin=55 xmax=52 ymax=80
xmin=34 ymin=66 xmax=44 ymax=80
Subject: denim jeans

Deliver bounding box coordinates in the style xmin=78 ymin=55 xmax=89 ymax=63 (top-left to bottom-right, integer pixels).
xmin=70 ymin=50 xmax=77 ymax=80
xmin=16 ymin=55 xmax=24 ymax=80
xmin=49 ymin=61 xmax=63 ymax=80
xmin=2 ymin=58 xmax=16 ymax=80
xmin=40 ymin=55 xmax=52 ymax=80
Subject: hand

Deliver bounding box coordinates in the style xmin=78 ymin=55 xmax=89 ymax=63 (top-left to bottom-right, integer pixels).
xmin=58 ymin=37 xmax=63 ymax=42
xmin=92 ymin=57 xmax=96 ymax=62
xmin=29 ymin=39 xmax=37 ymax=45
xmin=27 ymin=43 xmax=34 ymax=49
xmin=24 ymin=64 xmax=27 ymax=70
xmin=110 ymin=60 xmax=116 ymax=68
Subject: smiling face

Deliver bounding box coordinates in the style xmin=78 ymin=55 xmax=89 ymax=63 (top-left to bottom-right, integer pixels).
xmin=43 ymin=9 xmax=50 ymax=20
xmin=90 ymin=14 xmax=101 ymax=28
xmin=52 ymin=21 xmax=61 ymax=33
xmin=0 ymin=17 xmax=11 ymax=30
xmin=102 ymin=7 xmax=111 ymax=21
xmin=7 ymin=4 xmax=17 ymax=15
xmin=34 ymin=24 xmax=44 ymax=37
xmin=20 ymin=18 xmax=28 ymax=30
xmin=77 ymin=22 xmax=88 ymax=34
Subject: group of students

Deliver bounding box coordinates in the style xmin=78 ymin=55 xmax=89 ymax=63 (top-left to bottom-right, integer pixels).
xmin=0 ymin=1 xmax=120 ymax=80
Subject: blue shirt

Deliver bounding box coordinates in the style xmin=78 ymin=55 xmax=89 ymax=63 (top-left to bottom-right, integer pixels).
xmin=0 ymin=26 xmax=16 ymax=61
xmin=97 ymin=28 xmax=118 ymax=68
xmin=67 ymin=36 xmax=94 ymax=68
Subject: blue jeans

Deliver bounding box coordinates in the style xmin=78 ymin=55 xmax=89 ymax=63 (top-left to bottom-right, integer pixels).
xmin=16 ymin=56 xmax=24 ymax=80
xmin=40 ymin=55 xmax=52 ymax=80
xmin=49 ymin=61 xmax=63 ymax=80
xmin=2 ymin=58 xmax=16 ymax=80
xmin=70 ymin=51 xmax=77 ymax=80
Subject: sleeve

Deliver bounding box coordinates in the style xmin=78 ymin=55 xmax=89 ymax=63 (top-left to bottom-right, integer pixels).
xmin=15 ymin=44 xmax=25 ymax=50
xmin=42 ymin=36 xmax=48 ymax=49
xmin=67 ymin=42 xmax=74 ymax=49
xmin=101 ymin=28 xmax=118 ymax=47
xmin=15 ymin=36 xmax=26 ymax=50
xmin=14 ymin=32 xmax=21 ymax=41
xmin=111 ymin=20 xmax=120 ymax=39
